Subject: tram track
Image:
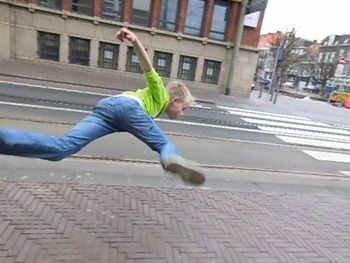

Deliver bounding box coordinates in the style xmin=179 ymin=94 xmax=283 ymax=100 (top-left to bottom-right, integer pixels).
xmin=1 ymin=114 xmax=349 ymax=156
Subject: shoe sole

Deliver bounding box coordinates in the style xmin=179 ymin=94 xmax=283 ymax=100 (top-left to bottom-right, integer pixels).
xmin=166 ymin=163 xmax=206 ymax=186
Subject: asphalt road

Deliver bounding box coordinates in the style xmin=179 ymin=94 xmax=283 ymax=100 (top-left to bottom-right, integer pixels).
xmin=1 ymin=79 xmax=350 ymax=191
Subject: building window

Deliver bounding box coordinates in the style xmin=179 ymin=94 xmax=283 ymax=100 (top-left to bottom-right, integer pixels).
xmin=202 ymin=60 xmax=221 ymax=84
xmin=98 ymin=42 xmax=119 ymax=70
xmin=160 ymin=0 xmax=178 ymax=32
xmin=38 ymin=31 xmax=60 ymax=61
xmin=132 ymin=0 xmax=151 ymax=27
xmin=178 ymin=55 xmax=197 ymax=81
xmin=126 ymin=47 xmax=143 ymax=73
xmin=154 ymin=51 xmax=172 ymax=77
xmin=184 ymin=0 xmax=205 ymax=36
xmin=102 ymin=0 xmax=122 ymax=21
xmin=72 ymin=0 xmax=93 ymax=16
xmin=39 ymin=0 xmax=61 ymax=9
xmin=209 ymin=1 xmax=229 ymax=41
xmin=69 ymin=37 xmax=90 ymax=66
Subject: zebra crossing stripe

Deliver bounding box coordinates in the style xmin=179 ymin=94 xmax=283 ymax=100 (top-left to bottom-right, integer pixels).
xmin=276 ymin=136 xmax=350 ymax=151
xmin=242 ymin=118 xmax=350 ymax=135
xmin=340 ymin=171 xmax=350 ymax=176
xmin=259 ymin=126 xmax=350 ymax=141
xmin=218 ymin=105 xmax=308 ymax=120
xmin=226 ymin=110 xmax=330 ymax=127
xmin=302 ymin=150 xmax=350 ymax=164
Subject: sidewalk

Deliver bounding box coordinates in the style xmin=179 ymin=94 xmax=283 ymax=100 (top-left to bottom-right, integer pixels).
xmin=1 ymin=180 xmax=350 ymax=262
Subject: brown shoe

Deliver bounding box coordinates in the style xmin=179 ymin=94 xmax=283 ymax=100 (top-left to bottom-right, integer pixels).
xmin=164 ymin=157 xmax=206 ymax=186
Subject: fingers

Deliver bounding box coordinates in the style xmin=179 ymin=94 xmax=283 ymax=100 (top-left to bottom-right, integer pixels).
xmin=116 ymin=28 xmax=136 ymax=43
xmin=116 ymin=28 xmax=126 ymax=42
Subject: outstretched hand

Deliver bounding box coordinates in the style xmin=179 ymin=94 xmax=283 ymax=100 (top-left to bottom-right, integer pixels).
xmin=116 ymin=28 xmax=137 ymax=43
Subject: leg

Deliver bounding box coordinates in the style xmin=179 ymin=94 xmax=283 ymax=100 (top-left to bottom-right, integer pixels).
xmin=0 ymin=101 xmax=118 ymax=161
xmin=118 ymin=100 xmax=205 ymax=185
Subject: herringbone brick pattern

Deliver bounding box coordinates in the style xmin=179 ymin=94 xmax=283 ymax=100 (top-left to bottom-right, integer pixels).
xmin=0 ymin=181 xmax=350 ymax=262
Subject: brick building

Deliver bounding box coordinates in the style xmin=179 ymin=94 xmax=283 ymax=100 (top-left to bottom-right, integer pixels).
xmin=0 ymin=0 xmax=265 ymax=97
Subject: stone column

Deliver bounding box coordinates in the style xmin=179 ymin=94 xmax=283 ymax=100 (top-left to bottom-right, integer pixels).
xmin=118 ymin=43 xmax=128 ymax=71
xmin=90 ymin=38 xmax=99 ymax=67
xmin=60 ymin=33 xmax=69 ymax=63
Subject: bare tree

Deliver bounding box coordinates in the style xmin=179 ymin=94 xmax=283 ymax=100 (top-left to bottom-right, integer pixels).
xmin=312 ymin=62 xmax=337 ymax=88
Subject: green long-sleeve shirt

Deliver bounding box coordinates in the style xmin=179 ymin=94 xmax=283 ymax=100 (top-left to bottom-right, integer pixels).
xmin=122 ymin=69 xmax=170 ymax=118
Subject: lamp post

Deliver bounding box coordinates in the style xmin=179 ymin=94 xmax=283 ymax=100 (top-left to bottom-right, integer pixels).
xmin=224 ymin=0 xmax=249 ymax=96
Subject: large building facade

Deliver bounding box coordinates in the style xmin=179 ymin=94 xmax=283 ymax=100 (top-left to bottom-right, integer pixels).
xmin=0 ymin=0 xmax=264 ymax=97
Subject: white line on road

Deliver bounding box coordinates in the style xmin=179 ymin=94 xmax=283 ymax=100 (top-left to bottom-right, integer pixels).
xmin=302 ymin=150 xmax=350 ymax=164
xmin=0 ymin=80 xmax=112 ymax=97
xmin=2 ymin=100 xmax=350 ymax=144
xmin=227 ymin=110 xmax=330 ymax=127
xmin=340 ymin=171 xmax=350 ymax=176
xmin=277 ymin=135 xmax=350 ymax=151
xmin=218 ymin=105 xmax=308 ymax=120
xmin=243 ymin=117 xmax=350 ymax=135
xmin=260 ymin=126 xmax=350 ymax=141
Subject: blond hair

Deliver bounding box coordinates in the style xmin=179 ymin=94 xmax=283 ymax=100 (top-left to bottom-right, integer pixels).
xmin=166 ymin=80 xmax=194 ymax=106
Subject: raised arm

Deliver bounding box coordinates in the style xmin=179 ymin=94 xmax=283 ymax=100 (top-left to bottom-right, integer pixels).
xmin=116 ymin=28 xmax=153 ymax=73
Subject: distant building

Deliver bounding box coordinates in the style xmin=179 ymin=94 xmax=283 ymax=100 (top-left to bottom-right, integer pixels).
xmin=0 ymin=0 xmax=266 ymax=98
xmin=320 ymin=34 xmax=350 ymax=87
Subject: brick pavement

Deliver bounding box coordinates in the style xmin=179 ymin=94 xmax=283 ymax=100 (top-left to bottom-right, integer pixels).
xmin=0 ymin=181 xmax=350 ymax=262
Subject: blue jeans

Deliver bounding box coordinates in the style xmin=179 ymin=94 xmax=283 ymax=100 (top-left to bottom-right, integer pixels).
xmin=0 ymin=96 xmax=178 ymax=167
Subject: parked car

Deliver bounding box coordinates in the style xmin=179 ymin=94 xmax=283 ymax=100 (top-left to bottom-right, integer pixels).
xmin=282 ymin=81 xmax=294 ymax=88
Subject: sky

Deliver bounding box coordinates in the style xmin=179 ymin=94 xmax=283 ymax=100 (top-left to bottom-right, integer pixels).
xmin=260 ymin=0 xmax=350 ymax=42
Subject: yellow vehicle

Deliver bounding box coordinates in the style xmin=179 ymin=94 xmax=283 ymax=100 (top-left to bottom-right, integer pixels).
xmin=329 ymin=85 xmax=350 ymax=104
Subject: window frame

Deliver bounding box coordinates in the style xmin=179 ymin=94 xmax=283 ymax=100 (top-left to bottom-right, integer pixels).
xmin=178 ymin=55 xmax=197 ymax=81
xmin=37 ymin=31 xmax=60 ymax=62
xmin=72 ymin=0 xmax=94 ymax=16
xmin=184 ymin=0 xmax=205 ymax=36
xmin=69 ymin=37 xmax=90 ymax=66
xmin=209 ymin=1 xmax=229 ymax=41
xmin=154 ymin=51 xmax=173 ymax=77
xmin=159 ymin=0 xmax=179 ymax=32
xmin=202 ymin=59 xmax=221 ymax=84
xmin=39 ymin=0 xmax=61 ymax=9
xmin=98 ymin=42 xmax=119 ymax=70
xmin=102 ymin=0 xmax=122 ymax=21
xmin=131 ymin=0 xmax=151 ymax=27
xmin=125 ymin=46 xmax=143 ymax=74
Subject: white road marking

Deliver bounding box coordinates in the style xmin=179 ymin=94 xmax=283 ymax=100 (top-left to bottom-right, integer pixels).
xmin=0 ymin=80 xmax=112 ymax=96
xmin=1 ymin=101 xmax=349 ymax=145
xmin=218 ymin=105 xmax=308 ymax=120
xmin=0 ymin=101 xmax=90 ymax=113
xmin=302 ymin=150 xmax=350 ymax=164
xmin=260 ymin=126 xmax=350 ymax=141
xmin=277 ymin=135 xmax=350 ymax=151
xmin=340 ymin=171 xmax=350 ymax=176
xmin=227 ymin=110 xmax=330 ymax=127
xmin=243 ymin=117 xmax=350 ymax=135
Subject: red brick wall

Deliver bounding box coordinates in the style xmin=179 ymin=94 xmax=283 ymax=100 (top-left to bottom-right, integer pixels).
xmin=201 ymin=0 xmax=215 ymax=38
xmin=225 ymin=1 xmax=240 ymax=42
xmin=242 ymin=10 xmax=265 ymax=47
xmin=62 ymin=0 xmax=72 ymax=12
xmin=150 ymin=0 xmax=161 ymax=28
xmin=176 ymin=0 xmax=188 ymax=33
xmin=93 ymin=0 xmax=102 ymax=17
xmin=123 ymin=0 xmax=132 ymax=23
